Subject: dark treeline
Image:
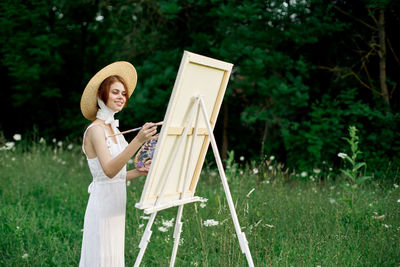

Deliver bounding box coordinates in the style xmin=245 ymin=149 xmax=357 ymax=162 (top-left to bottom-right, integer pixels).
xmin=0 ymin=0 xmax=399 ymax=175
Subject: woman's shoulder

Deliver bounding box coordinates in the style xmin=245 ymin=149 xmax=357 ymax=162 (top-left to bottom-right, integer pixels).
xmin=85 ymin=122 xmax=107 ymax=139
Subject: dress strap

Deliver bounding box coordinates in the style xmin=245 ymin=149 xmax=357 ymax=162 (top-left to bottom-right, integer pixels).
xmin=82 ymin=123 xmax=108 ymax=156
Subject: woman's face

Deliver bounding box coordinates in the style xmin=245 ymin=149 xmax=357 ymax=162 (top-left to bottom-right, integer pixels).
xmin=106 ymin=82 xmax=127 ymax=112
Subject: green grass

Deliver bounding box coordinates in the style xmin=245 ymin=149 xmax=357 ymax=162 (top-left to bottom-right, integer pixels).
xmin=1 ymin=143 xmax=399 ymax=266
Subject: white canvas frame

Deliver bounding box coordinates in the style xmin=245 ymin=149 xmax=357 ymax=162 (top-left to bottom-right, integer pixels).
xmin=135 ymin=51 xmax=233 ymax=211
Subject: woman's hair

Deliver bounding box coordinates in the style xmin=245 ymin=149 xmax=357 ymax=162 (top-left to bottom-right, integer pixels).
xmin=98 ymin=75 xmax=129 ymax=108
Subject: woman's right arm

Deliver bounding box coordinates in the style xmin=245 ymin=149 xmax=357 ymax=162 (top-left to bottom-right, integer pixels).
xmin=88 ymin=123 xmax=157 ymax=178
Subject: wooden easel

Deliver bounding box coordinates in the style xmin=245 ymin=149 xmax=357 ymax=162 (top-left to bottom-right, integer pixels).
xmin=134 ymin=96 xmax=254 ymax=267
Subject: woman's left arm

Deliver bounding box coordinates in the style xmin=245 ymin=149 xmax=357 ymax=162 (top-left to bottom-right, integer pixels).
xmin=126 ymin=169 xmax=147 ymax=181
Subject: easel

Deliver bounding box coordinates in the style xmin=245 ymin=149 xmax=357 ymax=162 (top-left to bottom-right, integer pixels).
xmin=134 ymin=96 xmax=254 ymax=267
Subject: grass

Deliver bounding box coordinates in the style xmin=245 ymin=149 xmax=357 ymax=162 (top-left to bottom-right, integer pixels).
xmin=0 ymin=142 xmax=399 ymax=266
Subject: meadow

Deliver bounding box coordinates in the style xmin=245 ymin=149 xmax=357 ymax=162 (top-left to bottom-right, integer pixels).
xmin=0 ymin=140 xmax=399 ymax=266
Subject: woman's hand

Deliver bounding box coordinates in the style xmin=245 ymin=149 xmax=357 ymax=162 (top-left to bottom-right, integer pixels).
xmin=135 ymin=122 xmax=157 ymax=144
xmin=126 ymin=159 xmax=152 ymax=181
xmin=138 ymin=159 xmax=152 ymax=174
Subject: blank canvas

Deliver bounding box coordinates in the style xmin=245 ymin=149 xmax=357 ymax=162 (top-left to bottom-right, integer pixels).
xmin=136 ymin=51 xmax=233 ymax=211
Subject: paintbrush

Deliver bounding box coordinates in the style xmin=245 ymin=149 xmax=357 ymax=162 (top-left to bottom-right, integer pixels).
xmin=109 ymin=121 xmax=163 ymax=137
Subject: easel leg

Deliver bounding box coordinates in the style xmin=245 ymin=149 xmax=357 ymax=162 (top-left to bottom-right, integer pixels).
xmin=170 ymin=205 xmax=184 ymax=267
xmin=198 ymin=97 xmax=255 ymax=267
xmin=134 ymin=212 xmax=157 ymax=267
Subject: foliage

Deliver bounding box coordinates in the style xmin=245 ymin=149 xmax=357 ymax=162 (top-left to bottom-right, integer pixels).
xmin=0 ymin=0 xmax=399 ymax=177
xmin=1 ymin=143 xmax=400 ymax=265
xmin=338 ymin=126 xmax=372 ymax=187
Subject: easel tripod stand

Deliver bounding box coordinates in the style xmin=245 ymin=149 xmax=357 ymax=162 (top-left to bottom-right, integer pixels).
xmin=134 ymin=96 xmax=255 ymax=267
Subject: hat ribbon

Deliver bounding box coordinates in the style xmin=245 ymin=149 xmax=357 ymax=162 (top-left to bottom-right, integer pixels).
xmin=96 ymin=98 xmax=119 ymax=134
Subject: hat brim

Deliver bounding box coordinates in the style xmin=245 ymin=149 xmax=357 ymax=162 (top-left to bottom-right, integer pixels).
xmin=80 ymin=61 xmax=137 ymax=121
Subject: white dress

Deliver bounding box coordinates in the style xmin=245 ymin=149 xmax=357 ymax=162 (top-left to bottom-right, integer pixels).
xmin=80 ymin=123 xmax=129 ymax=267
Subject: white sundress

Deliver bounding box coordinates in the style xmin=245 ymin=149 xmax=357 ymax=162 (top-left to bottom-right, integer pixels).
xmin=80 ymin=123 xmax=129 ymax=267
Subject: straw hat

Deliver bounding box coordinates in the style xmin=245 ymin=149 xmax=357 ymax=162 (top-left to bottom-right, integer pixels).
xmin=80 ymin=61 xmax=137 ymax=121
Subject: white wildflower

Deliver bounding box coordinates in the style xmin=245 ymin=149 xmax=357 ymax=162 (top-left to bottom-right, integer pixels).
xmin=6 ymin=142 xmax=15 ymax=150
xmin=329 ymin=198 xmax=336 ymax=204
xmin=11 ymin=157 xmax=15 ymax=161
xmin=39 ymin=137 xmax=46 ymax=144
xmin=240 ymin=156 xmax=245 ymax=161
xmin=22 ymin=253 xmax=28 ymax=259
xmin=57 ymin=141 xmax=63 ymax=147
xmin=269 ymin=155 xmax=275 ymax=161
xmin=52 ymin=138 xmax=56 ymax=143
xmin=300 ymin=171 xmax=307 ymax=177
xmin=16 ymin=226 xmax=20 ymax=230
xmin=126 ymin=181 xmax=131 ymax=186
xmin=67 ymin=144 xmax=73 ymax=150
xmin=162 ymin=218 xmax=174 ymax=228
xmin=13 ymin=134 xmax=21 ymax=141
xmin=199 ymin=197 xmax=208 ymax=203
xmin=329 ymin=167 xmax=333 ymax=171
xmin=394 ymin=184 xmax=399 ymax=189
xmin=158 ymin=226 xmax=168 ymax=232
xmin=268 ymin=165 xmax=273 ymax=170
xmin=338 ymin=152 xmax=347 ymax=159
xmin=128 ymin=159 xmax=134 ymax=164
xmin=203 ymin=219 xmax=219 ymax=227
xmin=397 ymin=199 xmax=400 ymax=203
xmin=313 ymin=168 xmax=321 ymax=174
xmin=253 ymin=168 xmax=259 ymax=174
xmin=383 ymin=224 xmax=390 ymax=228
xmin=240 ymin=170 xmax=244 ymax=175
xmin=95 ymin=13 xmax=104 ymax=22
xmin=372 ymin=215 xmax=385 ymax=220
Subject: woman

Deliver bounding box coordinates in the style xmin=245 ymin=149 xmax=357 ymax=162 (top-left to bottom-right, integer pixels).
xmin=79 ymin=61 xmax=157 ymax=266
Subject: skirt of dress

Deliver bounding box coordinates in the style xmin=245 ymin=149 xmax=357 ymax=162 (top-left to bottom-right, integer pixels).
xmin=79 ymin=181 xmax=126 ymax=267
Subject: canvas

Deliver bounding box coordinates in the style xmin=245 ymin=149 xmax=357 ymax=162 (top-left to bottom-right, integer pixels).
xmin=135 ymin=51 xmax=233 ymax=211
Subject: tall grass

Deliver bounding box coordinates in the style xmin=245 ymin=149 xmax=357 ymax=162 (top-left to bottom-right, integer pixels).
xmin=0 ymin=142 xmax=399 ymax=266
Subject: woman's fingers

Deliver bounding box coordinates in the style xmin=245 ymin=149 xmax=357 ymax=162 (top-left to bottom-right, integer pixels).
xmin=148 ymin=128 xmax=157 ymax=137
xmin=142 ymin=122 xmax=155 ymax=130
xmin=136 ymin=122 xmax=158 ymax=143
xmin=143 ymin=124 xmax=157 ymax=137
